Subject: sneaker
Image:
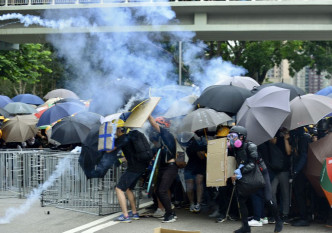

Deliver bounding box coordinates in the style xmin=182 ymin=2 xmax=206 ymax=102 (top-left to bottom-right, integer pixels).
xmin=128 ymin=211 xmax=139 ymax=220
xmin=162 ymin=213 xmax=176 ymax=223
xmin=116 ymin=214 xmax=132 ymax=223
xmin=193 ymin=203 xmax=201 ymax=213
xmin=153 ymin=208 xmax=165 ymax=218
xmin=216 ymin=215 xmax=226 ymax=223
xmin=274 ymin=220 xmax=283 ymax=232
xmin=209 ymin=209 xmax=220 ymax=218
xmin=260 ymin=217 xmax=268 ymax=225
xmin=268 ymin=217 xmax=276 ymax=224
xmin=158 ymin=212 xmax=177 ymax=220
xmin=281 ymin=215 xmax=290 ymax=225
xmin=189 ymin=203 xmax=195 ymax=212
xmin=248 ymin=219 xmax=263 ymax=227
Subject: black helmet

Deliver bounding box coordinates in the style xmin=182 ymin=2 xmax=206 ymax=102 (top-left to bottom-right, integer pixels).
xmin=229 ymin=125 xmax=247 ymax=138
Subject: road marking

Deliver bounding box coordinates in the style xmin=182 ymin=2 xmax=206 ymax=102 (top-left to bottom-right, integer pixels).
xmin=62 ymin=201 xmax=153 ymax=233
xmin=81 ymin=221 xmax=119 ymax=233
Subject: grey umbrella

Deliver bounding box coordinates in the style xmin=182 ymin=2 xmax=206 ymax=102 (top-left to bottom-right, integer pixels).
xmin=282 ymin=94 xmax=332 ymax=130
xmin=44 ymin=89 xmax=79 ymax=100
xmin=2 ymin=115 xmax=38 ymax=142
xmin=180 ymin=108 xmax=232 ymax=133
xmin=4 ymin=102 xmax=37 ymax=115
xmin=237 ymin=86 xmax=290 ymax=145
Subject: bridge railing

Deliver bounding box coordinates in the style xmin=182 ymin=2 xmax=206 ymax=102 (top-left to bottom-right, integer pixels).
xmin=0 ymin=0 xmax=291 ymax=7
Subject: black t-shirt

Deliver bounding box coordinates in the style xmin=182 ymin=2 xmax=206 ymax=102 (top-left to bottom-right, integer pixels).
xmin=185 ymin=138 xmax=206 ymax=174
xmin=159 ymin=127 xmax=176 ymax=166
xmin=115 ymin=134 xmax=147 ymax=173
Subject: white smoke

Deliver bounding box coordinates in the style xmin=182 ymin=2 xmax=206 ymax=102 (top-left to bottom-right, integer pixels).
xmin=0 ymin=156 xmax=71 ymax=224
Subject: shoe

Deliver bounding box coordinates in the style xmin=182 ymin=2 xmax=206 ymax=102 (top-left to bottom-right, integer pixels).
xmin=189 ymin=203 xmax=195 ymax=212
xmin=193 ymin=203 xmax=201 ymax=213
xmin=281 ymin=215 xmax=290 ymax=225
xmin=248 ymin=219 xmax=263 ymax=227
xmin=291 ymin=219 xmax=310 ymax=226
xmin=228 ymin=215 xmax=239 ymax=221
xmin=268 ymin=217 xmax=276 ymax=224
xmin=128 ymin=211 xmax=139 ymax=220
xmin=116 ymin=214 xmax=132 ymax=223
xmin=174 ymin=201 xmax=181 ymax=209
xmin=162 ymin=213 xmax=176 ymax=223
xmin=274 ymin=220 xmax=283 ymax=232
xmin=159 ymin=212 xmax=177 ymax=220
xmin=153 ymin=208 xmax=165 ymax=218
xmin=209 ymin=209 xmax=220 ymax=218
xmin=216 ymin=215 xmax=226 ymax=223
xmin=234 ymin=226 xmax=251 ymax=233
xmin=260 ymin=217 xmax=268 ymax=225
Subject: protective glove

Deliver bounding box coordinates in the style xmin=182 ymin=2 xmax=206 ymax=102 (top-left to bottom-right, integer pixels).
xmin=234 ymin=164 xmax=244 ymax=180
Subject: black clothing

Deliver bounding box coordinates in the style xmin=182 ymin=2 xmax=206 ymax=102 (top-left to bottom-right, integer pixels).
xmin=159 ymin=127 xmax=176 ymax=167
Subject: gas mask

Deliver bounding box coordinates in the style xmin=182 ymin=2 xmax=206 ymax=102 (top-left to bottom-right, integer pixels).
xmin=227 ymin=133 xmax=242 ymax=149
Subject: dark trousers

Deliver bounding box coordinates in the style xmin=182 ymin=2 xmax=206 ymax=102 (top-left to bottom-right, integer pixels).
xmin=238 ymin=194 xmax=250 ymax=228
xmin=156 ymin=164 xmax=178 ymax=214
xmin=293 ymin=171 xmax=308 ymax=220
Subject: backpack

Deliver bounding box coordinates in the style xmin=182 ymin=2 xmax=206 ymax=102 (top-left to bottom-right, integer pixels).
xmin=129 ymin=130 xmax=153 ymax=162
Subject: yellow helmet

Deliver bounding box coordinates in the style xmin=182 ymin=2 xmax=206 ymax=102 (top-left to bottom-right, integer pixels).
xmin=111 ymin=119 xmax=125 ymax=128
xmin=217 ymin=126 xmax=230 ymax=137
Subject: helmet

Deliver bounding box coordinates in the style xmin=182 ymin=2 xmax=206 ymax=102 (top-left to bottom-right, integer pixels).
xmin=229 ymin=125 xmax=247 ymax=138
xmin=111 ymin=119 xmax=125 ymax=128
xmin=155 ymin=117 xmax=171 ymax=128
xmin=217 ymin=127 xmax=230 ymax=137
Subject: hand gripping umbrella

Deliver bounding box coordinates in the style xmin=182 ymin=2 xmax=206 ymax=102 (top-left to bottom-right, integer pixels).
xmin=237 ymin=86 xmax=290 ymax=145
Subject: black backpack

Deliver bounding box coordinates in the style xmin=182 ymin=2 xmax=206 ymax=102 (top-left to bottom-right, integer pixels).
xmin=129 ymin=130 xmax=153 ymax=162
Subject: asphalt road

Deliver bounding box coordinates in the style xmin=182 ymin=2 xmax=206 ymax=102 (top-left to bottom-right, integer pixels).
xmin=0 ymin=197 xmax=331 ymax=233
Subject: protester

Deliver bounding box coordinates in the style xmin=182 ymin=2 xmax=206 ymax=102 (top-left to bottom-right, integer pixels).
xmin=229 ymin=125 xmax=283 ymax=233
xmin=113 ymin=119 xmax=150 ymax=222
xmin=148 ymin=115 xmax=178 ymax=223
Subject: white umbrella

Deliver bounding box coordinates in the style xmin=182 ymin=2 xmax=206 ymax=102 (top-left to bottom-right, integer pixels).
xmin=282 ymin=94 xmax=332 ymax=130
xmin=215 ymin=76 xmax=260 ymax=90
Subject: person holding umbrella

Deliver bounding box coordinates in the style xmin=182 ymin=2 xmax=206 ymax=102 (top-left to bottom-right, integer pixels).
xmin=229 ymin=126 xmax=283 ymax=233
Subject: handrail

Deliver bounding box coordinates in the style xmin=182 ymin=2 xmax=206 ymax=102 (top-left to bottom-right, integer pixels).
xmin=0 ymin=0 xmax=313 ymax=7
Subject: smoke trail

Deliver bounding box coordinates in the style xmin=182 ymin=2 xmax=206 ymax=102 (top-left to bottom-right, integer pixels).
xmin=0 ymin=156 xmax=71 ymax=224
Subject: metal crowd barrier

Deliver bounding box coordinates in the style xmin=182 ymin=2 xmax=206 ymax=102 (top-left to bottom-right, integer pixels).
xmin=0 ymin=149 xmax=141 ymax=216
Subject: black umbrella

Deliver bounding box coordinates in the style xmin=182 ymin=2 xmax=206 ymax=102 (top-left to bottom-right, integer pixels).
xmin=194 ymin=85 xmax=253 ymax=115
xmin=252 ymin=82 xmax=305 ymax=101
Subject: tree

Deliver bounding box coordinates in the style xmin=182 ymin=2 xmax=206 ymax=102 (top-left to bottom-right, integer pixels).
xmin=0 ymin=44 xmax=52 ymax=95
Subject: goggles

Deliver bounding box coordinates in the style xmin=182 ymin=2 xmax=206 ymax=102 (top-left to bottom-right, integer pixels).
xmin=227 ymin=133 xmax=239 ymax=140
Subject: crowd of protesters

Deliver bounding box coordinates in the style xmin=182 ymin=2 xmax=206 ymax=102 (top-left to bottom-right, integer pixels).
xmin=112 ymin=115 xmax=332 ymax=233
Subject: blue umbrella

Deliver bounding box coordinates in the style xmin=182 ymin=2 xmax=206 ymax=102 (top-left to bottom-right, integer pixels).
xmin=316 ymin=86 xmax=332 ymax=96
xmin=0 ymin=95 xmax=13 ymax=108
xmin=12 ymin=94 xmax=44 ymax=105
xmin=37 ymin=102 xmax=86 ymax=127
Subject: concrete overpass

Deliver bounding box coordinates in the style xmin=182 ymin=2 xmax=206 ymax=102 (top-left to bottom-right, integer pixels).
xmin=1 ymin=0 xmax=332 ymax=45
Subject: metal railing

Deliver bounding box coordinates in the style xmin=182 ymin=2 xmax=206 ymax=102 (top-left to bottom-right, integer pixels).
xmin=0 ymin=149 xmax=141 ymax=216
xmin=0 ymin=0 xmax=304 ymax=7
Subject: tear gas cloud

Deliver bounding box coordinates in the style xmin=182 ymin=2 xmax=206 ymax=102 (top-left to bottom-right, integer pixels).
xmin=0 ymin=2 xmax=246 ymax=116
xmin=0 ymin=156 xmax=71 ymax=224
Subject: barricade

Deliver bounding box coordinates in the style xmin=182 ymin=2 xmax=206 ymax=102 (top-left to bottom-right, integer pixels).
xmin=0 ymin=149 xmax=141 ymax=215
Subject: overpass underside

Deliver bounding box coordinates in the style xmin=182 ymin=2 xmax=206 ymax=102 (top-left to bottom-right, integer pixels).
xmin=1 ymin=1 xmax=332 ymax=43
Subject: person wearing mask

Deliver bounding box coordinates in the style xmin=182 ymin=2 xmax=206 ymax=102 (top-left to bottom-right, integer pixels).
xmin=229 ymin=126 xmax=283 ymax=233
xmin=148 ymin=115 xmax=178 ymax=223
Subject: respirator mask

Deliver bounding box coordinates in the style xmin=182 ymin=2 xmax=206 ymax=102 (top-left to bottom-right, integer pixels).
xmin=227 ymin=133 xmax=242 ymax=148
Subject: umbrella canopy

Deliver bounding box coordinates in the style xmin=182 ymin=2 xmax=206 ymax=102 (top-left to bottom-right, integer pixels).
xmin=55 ymin=98 xmax=85 ymax=106
xmin=44 ymin=89 xmax=79 ymax=100
xmin=237 ymin=86 xmax=290 ymax=145
xmin=1 ymin=115 xmax=38 ymax=142
xmin=194 ymin=85 xmax=253 ymax=115
xmin=180 ymin=108 xmax=232 ymax=133
xmin=253 ymin=82 xmax=305 ymax=101
xmin=37 ymin=102 xmax=86 ymax=127
xmin=12 ymin=94 xmax=44 ymax=105
xmin=163 ymin=95 xmax=197 ymax=118
xmin=320 ymin=157 xmax=332 ymax=207
xmin=73 ymin=111 xmax=102 ymax=125
xmin=282 ymin=94 xmax=332 ymax=130
xmin=0 ymin=108 xmax=11 ymax=118
xmin=0 ymin=95 xmax=13 ymax=108
xmin=4 ymin=102 xmax=37 ymax=115
xmin=305 ymin=133 xmax=332 ymax=197
xmin=51 ymin=116 xmax=97 ymax=145
xmin=316 ymin=86 xmax=332 ymax=96
xmin=215 ymin=76 xmax=260 ymax=90
xmin=39 ymin=97 xmax=62 ymax=108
